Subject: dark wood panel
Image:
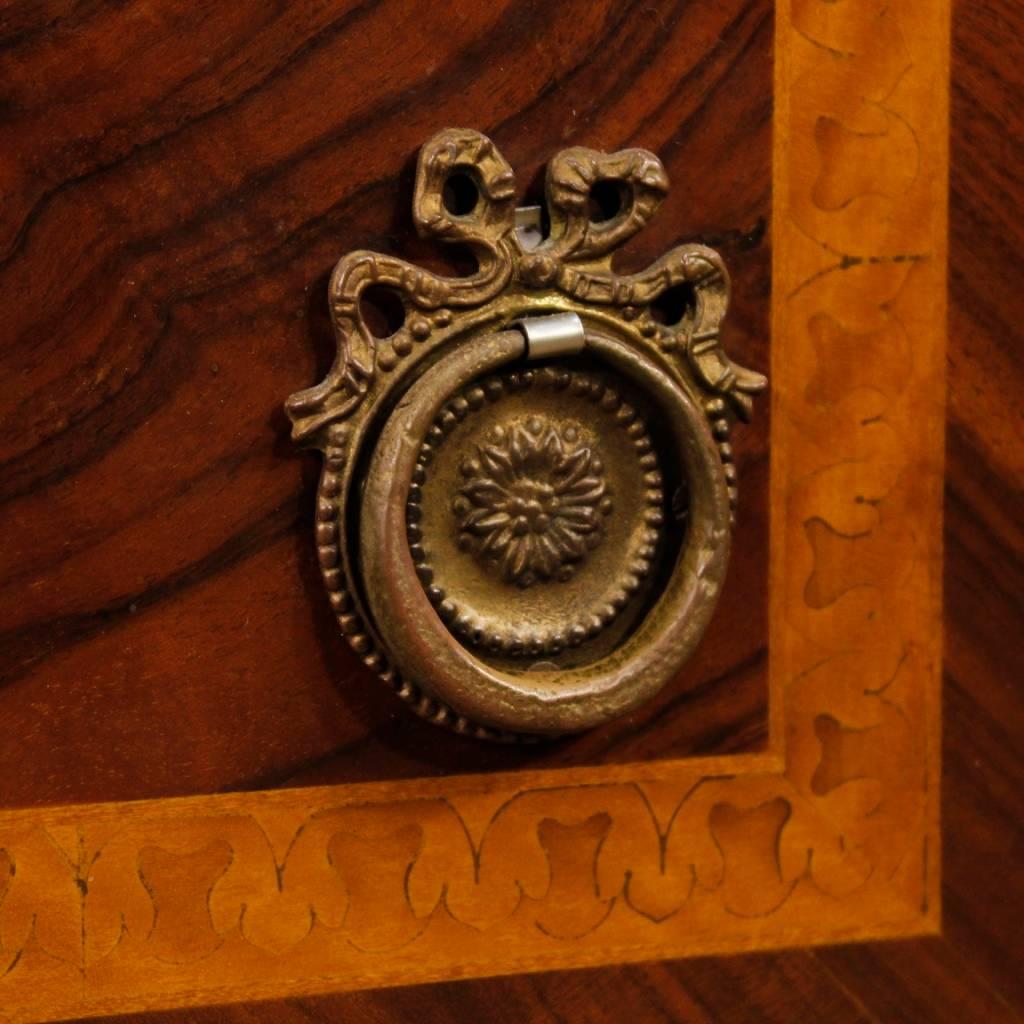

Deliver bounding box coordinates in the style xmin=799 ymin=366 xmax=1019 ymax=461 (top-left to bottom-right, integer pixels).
xmin=98 ymin=953 xmax=878 ymax=1024
xmin=97 ymin=940 xmax=1021 ymax=1024
xmin=0 ymin=0 xmax=773 ymax=808
xmin=933 ymin=0 xmax=1024 ymax=1008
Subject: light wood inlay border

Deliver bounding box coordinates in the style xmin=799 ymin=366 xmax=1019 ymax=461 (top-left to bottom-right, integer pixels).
xmin=0 ymin=1 xmax=948 ymax=1018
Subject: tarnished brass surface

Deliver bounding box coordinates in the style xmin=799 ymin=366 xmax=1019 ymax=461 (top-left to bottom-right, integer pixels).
xmin=285 ymin=128 xmax=765 ymax=738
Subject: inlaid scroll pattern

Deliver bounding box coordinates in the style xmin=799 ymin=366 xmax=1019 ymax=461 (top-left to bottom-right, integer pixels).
xmin=0 ymin=776 xmax=894 ymax=980
xmin=0 ymin=1 xmax=945 ymax=1019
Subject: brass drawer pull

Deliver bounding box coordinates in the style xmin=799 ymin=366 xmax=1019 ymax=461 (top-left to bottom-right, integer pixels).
xmin=285 ymin=129 xmax=765 ymax=739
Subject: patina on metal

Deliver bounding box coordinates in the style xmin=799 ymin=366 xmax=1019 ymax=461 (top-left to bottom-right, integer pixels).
xmin=285 ymin=128 xmax=766 ymax=739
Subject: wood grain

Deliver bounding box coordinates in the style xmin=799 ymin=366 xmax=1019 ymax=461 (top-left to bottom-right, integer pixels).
xmin=172 ymin=13 xmax=1022 ymax=1018
xmin=106 ymin=0 xmax=1021 ymax=1019
xmin=0 ymin=0 xmax=954 ymax=1018
xmin=0 ymin=0 xmax=773 ymax=808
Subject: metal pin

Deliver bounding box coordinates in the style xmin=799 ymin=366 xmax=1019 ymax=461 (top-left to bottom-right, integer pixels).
xmin=514 ymin=312 xmax=586 ymax=360
xmin=514 ymin=205 xmax=545 ymax=251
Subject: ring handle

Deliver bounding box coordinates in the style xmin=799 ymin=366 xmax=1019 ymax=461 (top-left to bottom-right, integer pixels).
xmin=285 ymin=129 xmax=765 ymax=739
xmin=358 ymin=326 xmax=731 ymax=734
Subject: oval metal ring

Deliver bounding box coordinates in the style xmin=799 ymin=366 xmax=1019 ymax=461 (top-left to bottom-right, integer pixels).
xmin=358 ymin=324 xmax=732 ymax=735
